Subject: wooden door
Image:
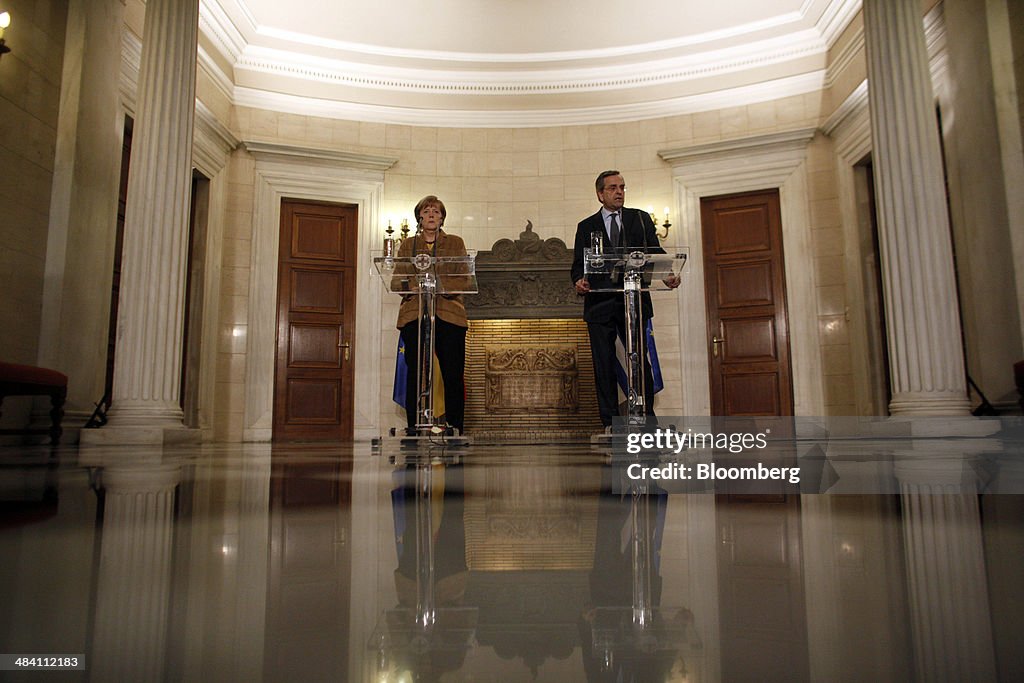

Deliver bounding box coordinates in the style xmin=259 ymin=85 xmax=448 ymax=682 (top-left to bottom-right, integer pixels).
xmin=701 ymin=189 xmax=793 ymax=416
xmin=273 ymin=200 xmax=357 ymax=441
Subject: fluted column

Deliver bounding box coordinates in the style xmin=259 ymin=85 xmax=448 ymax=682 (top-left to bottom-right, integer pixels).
xmin=91 ymin=464 xmax=181 ymax=682
xmin=863 ymin=0 xmax=971 ymax=415
xmin=895 ymin=459 xmax=997 ymax=682
xmin=95 ymin=0 xmax=200 ymax=443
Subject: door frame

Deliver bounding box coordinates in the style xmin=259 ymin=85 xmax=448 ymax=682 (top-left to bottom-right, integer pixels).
xmin=659 ymin=128 xmax=825 ymax=418
xmin=701 ymin=188 xmax=795 ymax=416
xmin=272 ymin=199 xmax=359 ymax=441
xmin=243 ymin=143 xmax=397 ymax=442
xmin=660 ymin=128 xmax=826 ymax=683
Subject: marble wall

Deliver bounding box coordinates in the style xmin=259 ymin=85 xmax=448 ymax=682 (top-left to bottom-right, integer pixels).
xmin=0 ymin=1 xmax=66 ymax=365
xmin=210 ymin=88 xmax=859 ymax=440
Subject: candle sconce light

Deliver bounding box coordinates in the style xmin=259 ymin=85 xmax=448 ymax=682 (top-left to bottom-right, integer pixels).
xmin=648 ymin=205 xmax=672 ymax=240
xmin=0 ymin=12 xmax=12 ymax=60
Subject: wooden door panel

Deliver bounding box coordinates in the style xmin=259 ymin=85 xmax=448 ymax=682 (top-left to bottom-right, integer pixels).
xmin=291 ymin=213 xmax=347 ymax=260
xmin=274 ymin=200 xmax=357 ymax=440
xmin=290 ymin=268 xmax=345 ymax=312
xmin=288 ymin=323 xmax=343 ymax=367
xmin=714 ymin=205 xmax=772 ymax=253
xmin=721 ymin=317 xmax=777 ymax=361
xmin=702 ymin=189 xmax=793 ymax=416
xmin=723 ymin=374 xmax=780 ymax=415
xmin=716 ymin=261 xmax=775 ymax=307
xmin=285 ymin=379 xmax=341 ymax=423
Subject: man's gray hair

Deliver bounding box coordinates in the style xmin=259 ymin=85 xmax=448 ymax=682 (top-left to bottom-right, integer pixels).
xmin=595 ymin=170 xmax=622 ymax=192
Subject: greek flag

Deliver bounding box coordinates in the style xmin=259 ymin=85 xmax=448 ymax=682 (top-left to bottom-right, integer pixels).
xmin=614 ymin=318 xmax=664 ymax=395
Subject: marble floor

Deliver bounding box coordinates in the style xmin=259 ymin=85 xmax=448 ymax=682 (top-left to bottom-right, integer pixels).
xmin=0 ymin=438 xmax=1022 ymax=682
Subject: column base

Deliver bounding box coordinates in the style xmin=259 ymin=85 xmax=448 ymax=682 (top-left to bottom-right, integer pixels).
xmin=889 ymin=394 xmax=972 ymax=417
xmin=79 ymin=424 xmax=201 ymax=446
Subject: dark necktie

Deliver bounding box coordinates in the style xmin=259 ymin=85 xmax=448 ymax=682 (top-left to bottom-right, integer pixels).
xmin=609 ymin=211 xmax=620 ymax=248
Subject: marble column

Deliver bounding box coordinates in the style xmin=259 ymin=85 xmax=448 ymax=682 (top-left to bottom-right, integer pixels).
xmin=90 ymin=464 xmax=181 ymax=682
xmin=87 ymin=0 xmax=200 ymax=444
xmin=895 ymin=458 xmax=997 ymax=682
xmin=37 ymin=0 xmax=126 ymax=438
xmin=863 ymin=0 xmax=971 ymax=416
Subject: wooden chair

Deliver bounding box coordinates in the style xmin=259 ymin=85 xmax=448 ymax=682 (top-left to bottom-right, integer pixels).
xmin=0 ymin=362 xmax=68 ymax=444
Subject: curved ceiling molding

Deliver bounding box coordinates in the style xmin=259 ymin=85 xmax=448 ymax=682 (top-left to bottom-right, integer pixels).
xmin=234 ymin=31 xmax=826 ymax=96
xmin=198 ymin=0 xmax=859 ymax=127
xmin=234 ymin=70 xmax=826 ymax=128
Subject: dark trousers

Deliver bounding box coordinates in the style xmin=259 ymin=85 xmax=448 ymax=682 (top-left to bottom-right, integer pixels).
xmin=400 ymin=318 xmax=467 ymax=433
xmin=587 ymin=314 xmax=656 ymax=427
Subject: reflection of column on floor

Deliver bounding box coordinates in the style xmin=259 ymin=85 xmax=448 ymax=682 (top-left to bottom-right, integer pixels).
xmin=863 ymin=0 xmax=971 ymax=416
xmin=91 ymin=463 xmax=181 ymax=681
xmin=895 ymin=458 xmax=997 ymax=682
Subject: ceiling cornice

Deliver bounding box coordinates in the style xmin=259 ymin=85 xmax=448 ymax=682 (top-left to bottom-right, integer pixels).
xmin=234 ymin=71 xmax=826 ymax=128
xmin=234 ymin=31 xmax=826 ymax=97
xmin=199 ymin=0 xmax=245 ymax=62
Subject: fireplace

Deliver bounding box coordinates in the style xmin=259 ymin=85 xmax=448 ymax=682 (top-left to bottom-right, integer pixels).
xmin=464 ymin=224 xmax=603 ymax=441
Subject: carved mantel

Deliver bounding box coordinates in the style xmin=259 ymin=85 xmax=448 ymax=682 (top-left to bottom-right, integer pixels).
xmin=467 ymin=222 xmax=580 ymax=319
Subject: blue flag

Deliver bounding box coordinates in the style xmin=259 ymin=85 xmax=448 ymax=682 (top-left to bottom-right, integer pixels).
xmin=614 ymin=319 xmax=664 ymax=394
xmin=392 ymin=337 xmax=446 ymax=414
xmin=393 ymin=337 xmax=408 ymax=407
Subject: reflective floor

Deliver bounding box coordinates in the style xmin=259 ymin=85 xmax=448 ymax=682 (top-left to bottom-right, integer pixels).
xmin=1 ymin=439 xmax=1022 ymax=682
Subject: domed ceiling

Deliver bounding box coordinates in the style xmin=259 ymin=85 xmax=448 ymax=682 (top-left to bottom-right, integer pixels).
xmin=198 ymin=0 xmax=861 ymax=125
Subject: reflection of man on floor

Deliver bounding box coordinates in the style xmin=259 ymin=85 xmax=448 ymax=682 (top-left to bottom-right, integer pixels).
xmin=578 ymin=464 xmax=680 ymax=681
xmin=571 ymin=170 xmax=679 ymax=428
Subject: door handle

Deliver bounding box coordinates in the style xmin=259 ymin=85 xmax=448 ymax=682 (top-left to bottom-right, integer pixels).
xmin=338 ymin=340 xmax=351 ymax=362
xmin=712 ymin=335 xmax=726 ymax=358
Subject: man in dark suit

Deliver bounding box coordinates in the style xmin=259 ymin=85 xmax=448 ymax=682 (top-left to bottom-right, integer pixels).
xmin=571 ymin=170 xmax=679 ymax=429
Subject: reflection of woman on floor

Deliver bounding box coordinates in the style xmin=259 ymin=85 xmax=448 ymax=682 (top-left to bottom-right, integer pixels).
xmin=388 ymin=462 xmax=468 ymax=679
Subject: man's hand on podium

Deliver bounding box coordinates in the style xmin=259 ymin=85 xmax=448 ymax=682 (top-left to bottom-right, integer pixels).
xmin=574 ymin=278 xmax=591 ymax=295
xmin=663 ymin=274 xmax=681 ymax=289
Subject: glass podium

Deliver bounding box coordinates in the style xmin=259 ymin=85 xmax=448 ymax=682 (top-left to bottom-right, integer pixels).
xmin=372 ymin=250 xmax=477 ymax=448
xmin=583 ymin=245 xmax=688 ymax=427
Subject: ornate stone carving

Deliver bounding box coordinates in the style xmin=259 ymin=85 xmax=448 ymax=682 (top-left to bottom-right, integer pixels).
xmin=467 ymin=222 xmax=581 ymax=319
xmin=476 ymin=221 xmax=570 ymax=264
xmin=484 ymin=345 xmax=579 ymax=412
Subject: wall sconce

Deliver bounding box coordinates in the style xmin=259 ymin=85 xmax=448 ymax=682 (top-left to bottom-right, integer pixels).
xmin=0 ymin=12 xmax=11 ymax=60
xmin=384 ymin=218 xmax=411 ymax=251
xmin=648 ymin=205 xmax=672 ymax=240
